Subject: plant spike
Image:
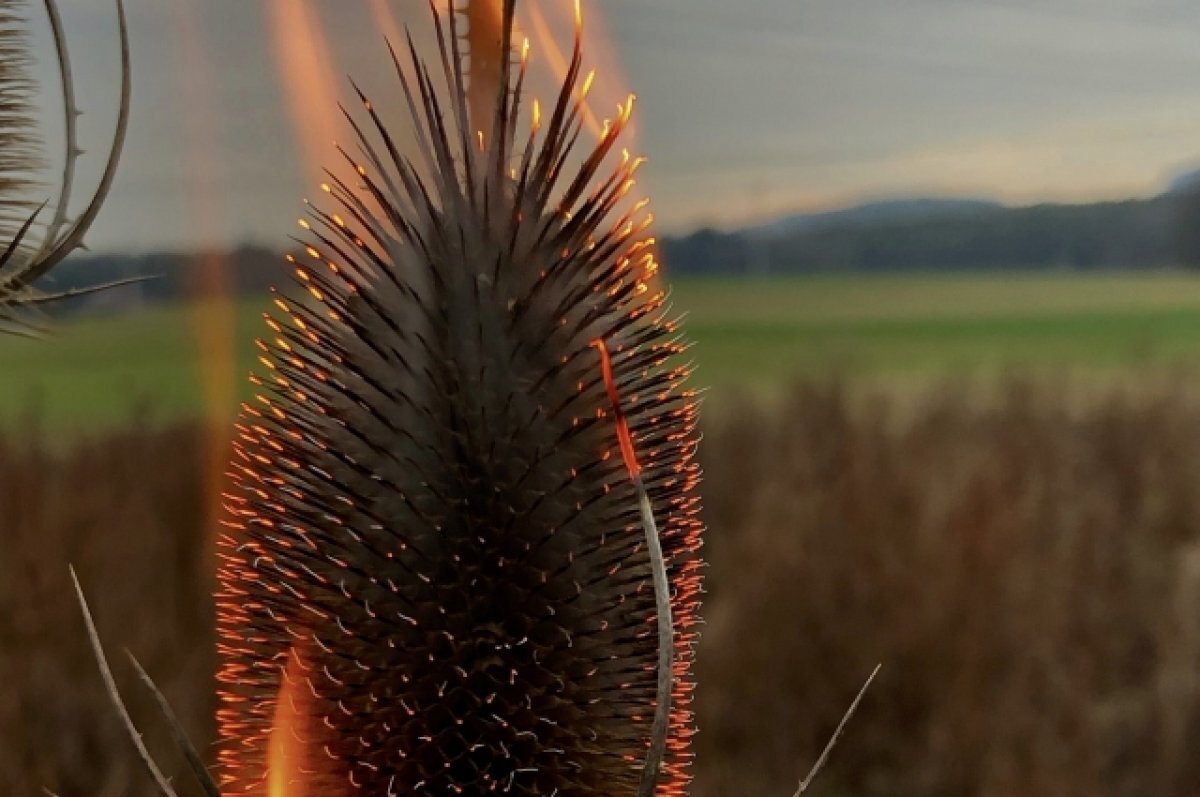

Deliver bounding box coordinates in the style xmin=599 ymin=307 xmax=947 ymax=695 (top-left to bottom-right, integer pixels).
xmin=126 ymin=651 xmax=223 ymax=797
xmin=71 ymin=565 xmax=223 ymax=797
xmin=70 ymin=566 xmax=181 ymax=797
xmin=791 ymin=664 xmax=882 ymax=797
xmin=215 ymin=1 xmax=704 ymax=794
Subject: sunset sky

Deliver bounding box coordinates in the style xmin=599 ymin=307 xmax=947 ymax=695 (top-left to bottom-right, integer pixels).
xmin=28 ymin=0 xmax=1200 ymax=252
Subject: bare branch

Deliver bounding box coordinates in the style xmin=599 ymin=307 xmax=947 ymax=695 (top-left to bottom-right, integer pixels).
xmin=792 ymin=663 xmax=882 ymax=797
xmin=69 ymin=565 xmax=180 ymax=797
xmin=0 ymin=200 xmax=44 ymax=274
xmin=25 ymin=0 xmax=130 ymax=281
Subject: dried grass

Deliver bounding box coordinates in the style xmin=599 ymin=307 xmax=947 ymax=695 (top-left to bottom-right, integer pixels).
xmin=696 ymin=381 xmax=1200 ymax=797
xmin=6 ymin=380 xmax=1200 ymax=795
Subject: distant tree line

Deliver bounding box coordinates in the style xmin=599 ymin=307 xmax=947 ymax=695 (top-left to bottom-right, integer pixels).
xmin=37 ymin=189 xmax=1200 ymax=316
xmin=661 ymin=192 xmax=1200 ymax=275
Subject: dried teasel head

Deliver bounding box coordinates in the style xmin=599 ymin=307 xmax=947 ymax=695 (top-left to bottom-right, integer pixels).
xmin=213 ymin=1 xmax=703 ymax=794
xmin=0 ymin=0 xmax=130 ymax=335
xmin=67 ymin=6 xmax=889 ymax=795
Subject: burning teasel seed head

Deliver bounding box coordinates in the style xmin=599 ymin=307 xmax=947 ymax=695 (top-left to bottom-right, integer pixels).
xmin=216 ymin=2 xmax=703 ymax=794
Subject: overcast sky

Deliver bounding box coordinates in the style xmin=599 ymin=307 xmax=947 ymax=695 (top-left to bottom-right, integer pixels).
xmin=26 ymin=0 xmax=1200 ymax=252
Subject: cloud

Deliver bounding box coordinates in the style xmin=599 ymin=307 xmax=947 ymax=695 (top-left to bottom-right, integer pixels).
xmin=29 ymin=0 xmax=1200 ymax=249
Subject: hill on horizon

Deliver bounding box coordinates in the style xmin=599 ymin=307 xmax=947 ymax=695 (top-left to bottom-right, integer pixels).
xmin=661 ymin=186 xmax=1200 ymax=276
xmin=747 ymin=196 xmax=1004 ymax=239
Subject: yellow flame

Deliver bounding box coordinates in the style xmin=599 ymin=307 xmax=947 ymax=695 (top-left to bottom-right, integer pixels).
xmin=522 ymin=0 xmax=603 ymax=137
xmin=517 ymin=0 xmax=639 ymax=142
xmin=519 ymin=0 xmax=654 ymax=282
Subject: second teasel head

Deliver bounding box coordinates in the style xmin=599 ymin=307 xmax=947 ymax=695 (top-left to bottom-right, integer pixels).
xmin=216 ymin=2 xmax=704 ymax=794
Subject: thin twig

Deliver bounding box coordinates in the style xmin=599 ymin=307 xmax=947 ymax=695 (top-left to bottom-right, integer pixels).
xmin=792 ymin=663 xmax=882 ymax=797
xmin=19 ymin=274 xmax=151 ymax=305
xmin=125 ymin=651 xmax=222 ymax=797
xmin=69 ymin=565 xmax=180 ymax=797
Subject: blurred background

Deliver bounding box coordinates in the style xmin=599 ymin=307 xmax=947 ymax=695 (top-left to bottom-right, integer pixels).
xmin=10 ymin=0 xmax=1200 ymax=795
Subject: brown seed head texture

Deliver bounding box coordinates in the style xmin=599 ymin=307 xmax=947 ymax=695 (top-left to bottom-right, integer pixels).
xmin=0 ymin=0 xmax=41 ymax=235
xmin=0 ymin=0 xmax=44 ymax=331
xmin=215 ymin=2 xmax=703 ymax=795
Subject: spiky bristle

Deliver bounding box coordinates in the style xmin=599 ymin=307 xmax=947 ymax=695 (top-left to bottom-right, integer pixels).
xmin=0 ymin=0 xmax=43 ymax=332
xmin=215 ymin=2 xmax=703 ymax=794
xmin=0 ymin=0 xmax=40 ymax=234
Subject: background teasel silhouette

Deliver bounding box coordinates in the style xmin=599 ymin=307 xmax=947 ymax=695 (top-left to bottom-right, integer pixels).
xmin=0 ymin=0 xmax=129 ymax=335
xmin=213 ymin=0 xmax=704 ymax=794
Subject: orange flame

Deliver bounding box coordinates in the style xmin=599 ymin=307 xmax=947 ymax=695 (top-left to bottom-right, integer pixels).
xmin=267 ymin=0 xmax=342 ymax=189
xmin=591 ymin=337 xmax=641 ymax=479
xmin=268 ymin=647 xmax=311 ymax=797
xmin=366 ymin=0 xmax=407 ymax=54
xmin=168 ymin=0 xmax=234 ymax=560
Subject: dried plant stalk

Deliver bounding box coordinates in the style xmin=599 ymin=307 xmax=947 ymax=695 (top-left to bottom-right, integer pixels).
xmin=0 ymin=0 xmax=130 ymax=335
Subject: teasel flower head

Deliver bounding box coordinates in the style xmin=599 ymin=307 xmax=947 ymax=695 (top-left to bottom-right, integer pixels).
xmin=0 ymin=0 xmax=130 ymax=335
xmin=214 ymin=1 xmax=703 ymax=794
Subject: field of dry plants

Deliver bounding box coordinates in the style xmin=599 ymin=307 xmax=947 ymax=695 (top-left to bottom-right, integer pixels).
xmin=7 ymin=378 xmax=1200 ymax=795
